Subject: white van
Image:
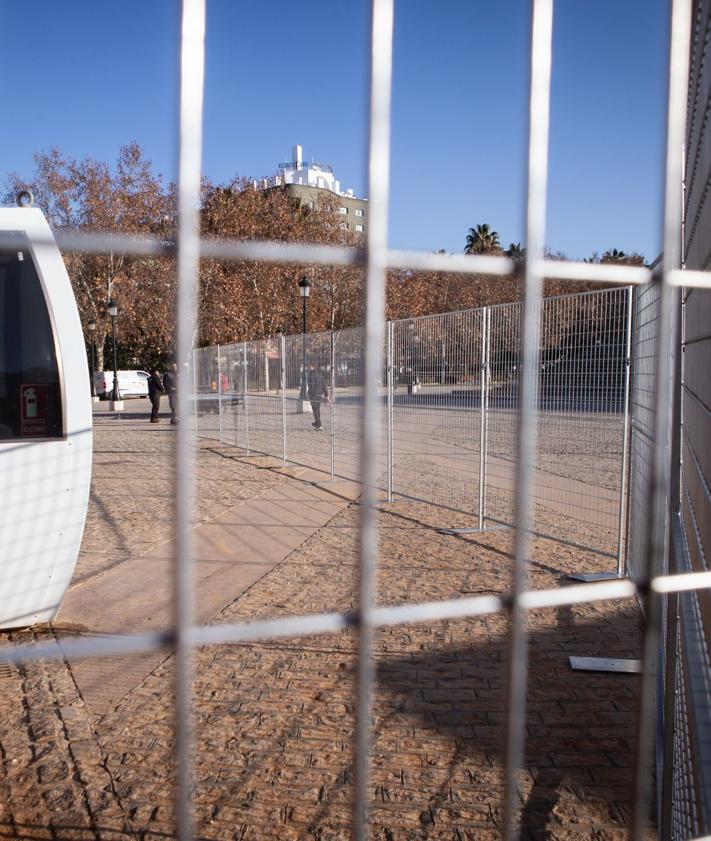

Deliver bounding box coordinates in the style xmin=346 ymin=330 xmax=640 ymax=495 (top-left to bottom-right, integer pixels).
xmin=94 ymin=370 xmax=150 ymax=400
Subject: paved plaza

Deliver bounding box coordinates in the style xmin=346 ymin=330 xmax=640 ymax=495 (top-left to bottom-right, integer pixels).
xmin=0 ymin=399 xmax=648 ymax=840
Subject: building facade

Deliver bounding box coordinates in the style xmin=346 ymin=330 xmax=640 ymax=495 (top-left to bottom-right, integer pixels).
xmin=259 ymin=145 xmax=368 ymax=235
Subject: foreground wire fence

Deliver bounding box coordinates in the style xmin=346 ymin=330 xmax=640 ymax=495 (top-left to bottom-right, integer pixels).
xmin=194 ymin=286 xmax=633 ymax=560
xmin=627 ymin=274 xmax=662 ymax=590
xmin=3 ymin=0 xmax=711 ymax=839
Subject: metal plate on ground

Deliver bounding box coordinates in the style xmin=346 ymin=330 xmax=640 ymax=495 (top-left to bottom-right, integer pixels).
xmin=566 ymin=572 xmax=625 ymax=582
xmin=570 ymin=656 xmax=641 ymax=673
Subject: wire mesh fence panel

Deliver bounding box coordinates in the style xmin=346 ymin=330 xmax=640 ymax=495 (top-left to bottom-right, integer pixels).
xmin=244 ymin=337 xmax=283 ymax=460
xmin=2 ymin=1 xmax=707 ymax=839
xmin=192 ymin=345 xmax=221 ymax=441
xmin=533 ymin=288 xmax=630 ymax=556
xmin=627 ymin=277 xmax=711 ymax=840
xmin=670 ymin=621 xmax=699 ymax=840
xmin=668 ymin=279 xmax=711 ymax=837
xmin=390 ymin=309 xmax=484 ymax=514
xmin=663 ymin=534 xmax=711 ymax=841
xmin=486 ymin=288 xmax=631 ymax=556
xmin=627 ymin=280 xmax=660 ymax=585
xmin=666 ymin=587 xmax=701 ymax=840
xmin=329 ymin=325 xmax=389 ymax=487
xmin=283 ymin=330 xmax=333 ymax=475
xmin=483 ymin=300 xmax=522 ymax=528
xmin=332 ymin=326 xmax=365 ymax=483
xmin=216 ymin=342 xmax=249 ymax=451
xmin=194 ymin=286 xmax=631 ymax=556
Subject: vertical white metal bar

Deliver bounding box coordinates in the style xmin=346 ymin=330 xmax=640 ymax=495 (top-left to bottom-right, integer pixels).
xmin=387 ymin=320 xmax=394 ymax=501
xmin=478 ymin=306 xmax=488 ymax=530
xmin=264 ymin=340 xmax=270 ymax=392
xmin=503 ymin=2 xmax=553 ymax=839
xmin=355 ymin=0 xmax=394 ymax=837
xmin=330 ymin=330 xmax=336 ymax=482
xmin=616 ymin=286 xmax=634 ymax=575
xmin=280 ymin=333 xmax=287 ymax=467
xmin=192 ymin=347 xmax=198 ymax=437
xmin=681 ymin=142 xmax=687 ymax=271
xmin=242 ymin=340 xmax=250 ymax=456
xmin=174 ymin=1 xmax=205 ymax=839
xmin=632 ymin=0 xmax=692 ymax=838
xmin=483 ymin=306 xmax=491 ymax=525
xmin=217 ymin=343 xmax=223 ymax=444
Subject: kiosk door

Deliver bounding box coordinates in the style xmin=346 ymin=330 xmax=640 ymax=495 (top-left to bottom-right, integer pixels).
xmin=0 ymin=208 xmax=92 ymax=628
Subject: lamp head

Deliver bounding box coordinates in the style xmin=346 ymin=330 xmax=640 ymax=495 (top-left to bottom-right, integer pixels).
xmin=107 ymin=299 xmax=118 ymax=318
xmin=298 ymin=276 xmax=311 ymax=298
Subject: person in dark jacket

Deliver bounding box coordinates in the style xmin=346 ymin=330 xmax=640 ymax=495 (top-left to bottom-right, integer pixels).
xmin=306 ymin=363 xmax=329 ymax=430
xmin=147 ymin=369 xmax=165 ymax=423
xmin=163 ymin=362 xmax=179 ymax=425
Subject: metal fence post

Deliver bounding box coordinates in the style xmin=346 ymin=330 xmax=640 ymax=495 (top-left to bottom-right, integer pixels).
xmin=242 ymin=340 xmax=250 ymax=456
xmin=660 ymin=589 xmax=679 ymax=838
xmin=217 ymin=343 xmax=223 ymax=444
xmin=478 ymin=307 xmax=488 ymax=530
xmin=387 ymin=320 xmax=394 ymax=501
xmin=484 ymin=307 xmax=492 ymax=526
xmin=264 ymin=342 xmax=270 ymax=392
xmin=192 ymin=347 xmax=198 ymax=437
xmin=616 ymin=286 xmax=634 ymax=575
xmin=330 ymin=330 xmax=336 ymax=482
xmin=280 ymin=333 xmax=287 ymax=467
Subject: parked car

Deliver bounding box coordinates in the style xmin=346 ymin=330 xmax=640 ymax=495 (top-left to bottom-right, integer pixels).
xmin=94 ymin=370 xmax=150 ymax=400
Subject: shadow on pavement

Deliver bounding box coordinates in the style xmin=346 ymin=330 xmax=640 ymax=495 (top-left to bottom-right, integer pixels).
xmin=374 ymin=603 xmax=644 ymax=839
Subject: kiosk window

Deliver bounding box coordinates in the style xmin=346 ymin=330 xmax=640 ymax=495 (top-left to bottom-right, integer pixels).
xmin=0 ymin=241 xmax=63 ymax=439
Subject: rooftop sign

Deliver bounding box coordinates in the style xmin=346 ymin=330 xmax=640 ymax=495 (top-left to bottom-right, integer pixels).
xmin=278 ymin=160 xmax=334 ymax=174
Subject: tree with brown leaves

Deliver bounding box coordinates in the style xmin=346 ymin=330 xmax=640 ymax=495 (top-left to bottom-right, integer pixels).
xmin=7 ymin=144 xmax=174 ymax=369
xmin=198 ymin=179 xmax=363 ymax=342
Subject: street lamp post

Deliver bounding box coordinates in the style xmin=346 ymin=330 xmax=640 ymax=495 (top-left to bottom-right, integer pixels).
xmin=107 ymin=299 xmax=123 ymax=410
xmin=297 ymin=277 xmax=311 ymax=413
xmin=88 ymin=320 xmax=98 ymax=402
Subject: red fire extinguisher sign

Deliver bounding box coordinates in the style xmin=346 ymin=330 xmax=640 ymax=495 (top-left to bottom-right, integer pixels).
xmin=20 ymin=384 xmax=51 ymax=437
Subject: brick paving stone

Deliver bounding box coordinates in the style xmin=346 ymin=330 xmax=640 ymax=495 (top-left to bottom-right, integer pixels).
xmin=0 ymin=632 xmax=136 ymax=840
xmin=58 ymin=411 xmax=359 ymax=719
xmin=0 ymin=405 xmax=655 ymax=839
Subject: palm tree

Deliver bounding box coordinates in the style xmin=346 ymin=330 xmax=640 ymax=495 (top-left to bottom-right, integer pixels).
xmin=602 ymin=248 xmax=646 ymax=266
xmin=602 ymin=248 xmax=627 ymax=263
xmin=464 ymin=224 xmax=501 ymax=255
xmin=506 ymin=242 xmax=526 ymax=260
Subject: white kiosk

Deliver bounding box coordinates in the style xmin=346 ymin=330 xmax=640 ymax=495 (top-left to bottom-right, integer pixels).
xmin=0 ymin=199 xmax=92 ymax=628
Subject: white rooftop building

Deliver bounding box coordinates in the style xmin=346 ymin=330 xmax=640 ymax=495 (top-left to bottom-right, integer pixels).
xmin=259 ymin=145 xmax=360 ymax=199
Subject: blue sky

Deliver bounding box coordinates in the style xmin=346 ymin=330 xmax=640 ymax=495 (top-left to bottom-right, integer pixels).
xmin=2 ymin=1 xmax=668 ymax=261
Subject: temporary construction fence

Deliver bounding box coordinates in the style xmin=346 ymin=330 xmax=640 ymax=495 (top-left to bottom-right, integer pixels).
xmin=627 ymin=276 xmax=662 ymax=590
xmin=626 ymin=266 xmax=711 ymax=839
xmin=193 ymin=284 xmax=633 ymax=561
xmin=3 ymin=0 xmax=706 ymax=838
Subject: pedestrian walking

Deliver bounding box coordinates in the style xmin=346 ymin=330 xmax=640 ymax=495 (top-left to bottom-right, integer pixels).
xmin=307 ymin=363 xmax=329 ymax=431
xmin=163 ymin=361 xmax=179 ymax=425
xmin=147 ymin=369 xmax=165 ymax=423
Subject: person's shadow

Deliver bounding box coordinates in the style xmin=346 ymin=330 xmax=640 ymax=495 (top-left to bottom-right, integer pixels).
xmin=374 ymin=602 xmax=643 ymax=839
